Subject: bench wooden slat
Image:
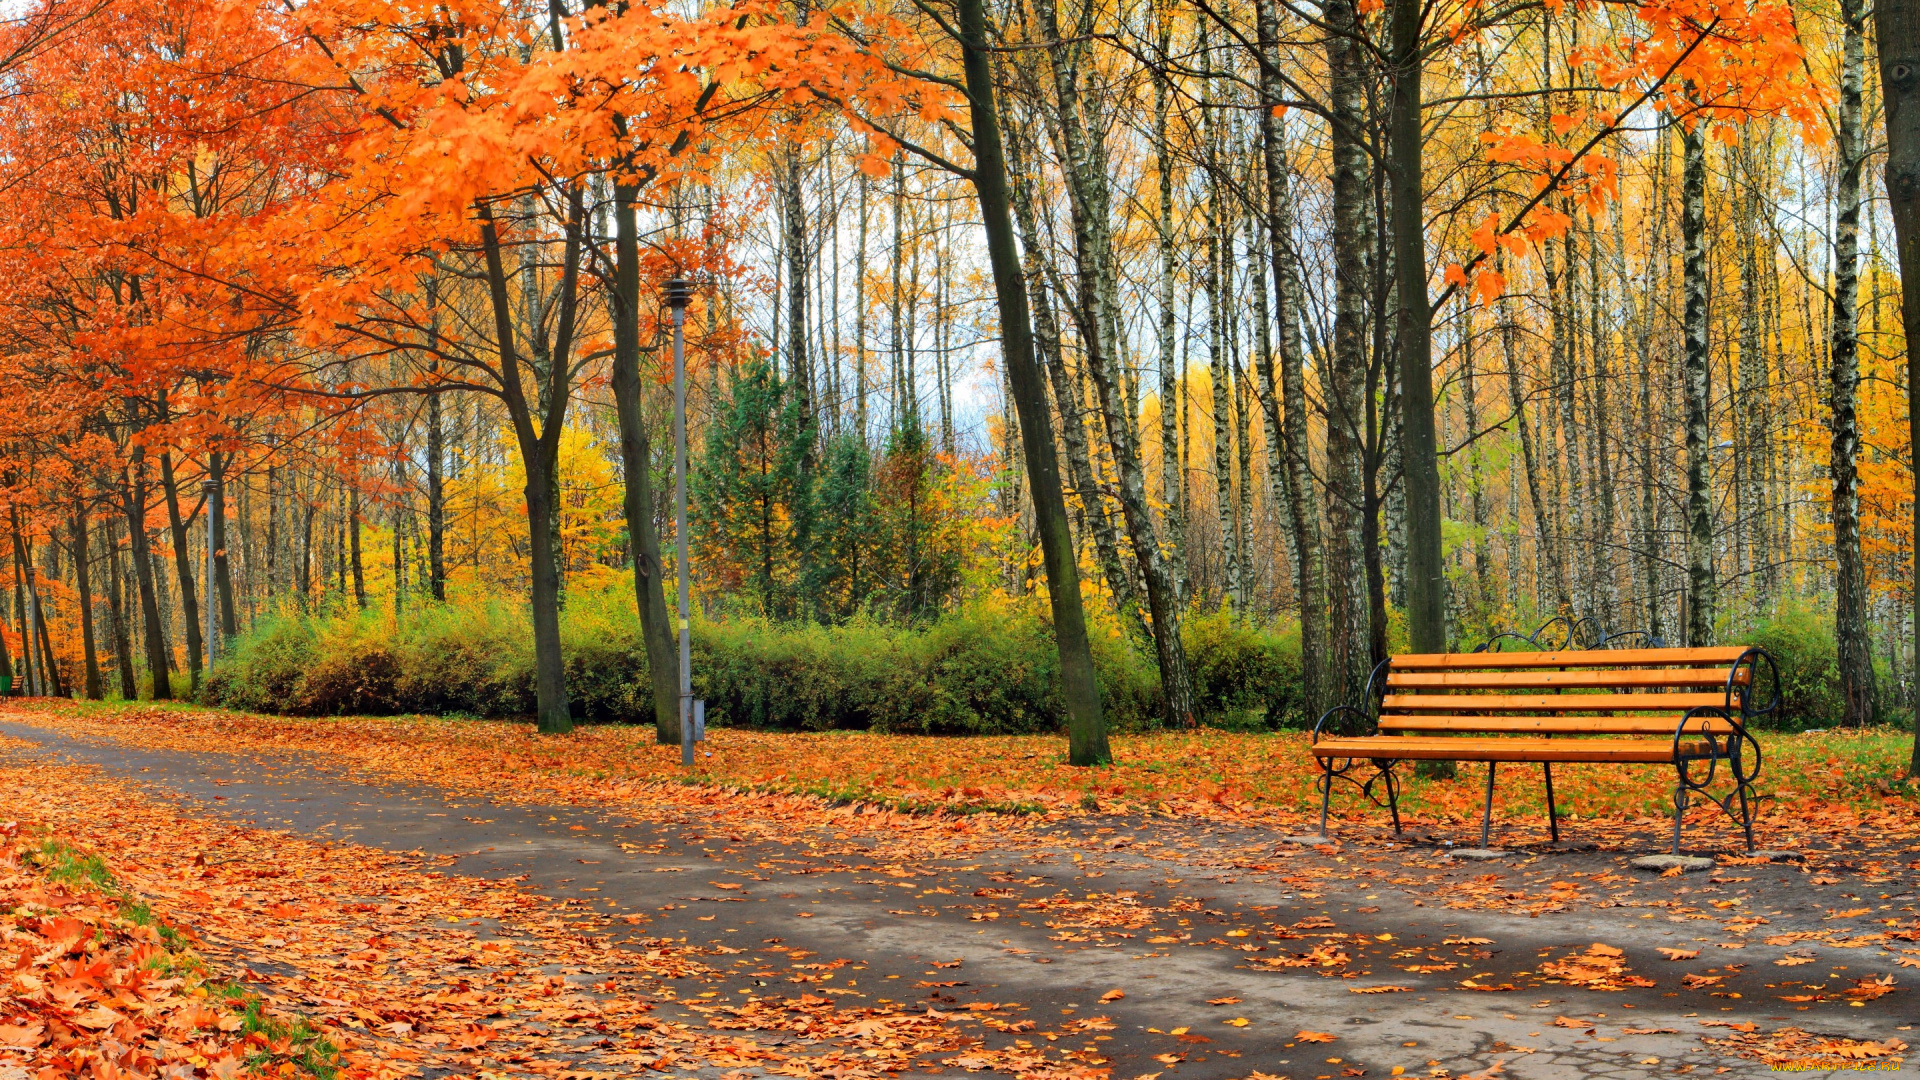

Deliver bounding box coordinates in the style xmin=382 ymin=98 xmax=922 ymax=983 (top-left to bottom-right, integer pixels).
xmin=1312 ymin=736 xmax=1714 ymax=763
xmin=1377 ymin=715 xmax=1732 ymax=734
xmin=1391 ymin=647 xmax=1747 ymax=670
xmin=1382 ymin=692 xmax=1731 ymax=712
xmin=1387 ymin=668 xmax=1744 ymax=690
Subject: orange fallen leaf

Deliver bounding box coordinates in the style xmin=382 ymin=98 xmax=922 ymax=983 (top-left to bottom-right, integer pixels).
xmin=1295 ymin=1031 xmax=1336 ymax=1043
xmin=1099 ymin=989 xmax=1125 ymax=1002
xmin=1656 ymin=947 xmax=1700 ymax=960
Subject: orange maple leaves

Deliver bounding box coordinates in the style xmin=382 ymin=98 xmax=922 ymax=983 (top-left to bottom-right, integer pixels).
xmin=1444 ymin=0 xmax=1821 ymax=305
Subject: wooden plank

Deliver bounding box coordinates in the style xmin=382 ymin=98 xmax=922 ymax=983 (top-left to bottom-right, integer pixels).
xmin=1382 ymin=692 xmax=1730 ymax=712
xmin=1387 ymin=668 xmax=1746 ymax=690
xmin=1312 ymin=737 xmax=1711 ymax=763
xmin=1391 ymin=647 xmax=1748 ymax=670
xmin=1377 ymin=715 xmax=1730 ymax=735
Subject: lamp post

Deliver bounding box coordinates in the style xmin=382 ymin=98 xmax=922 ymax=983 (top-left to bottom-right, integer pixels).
xmin=203 ymin=478 xmax=218 ymax=670
xmin=23 ymin=565 xmax=36 ymax=697
xmin=666 ymin=277 xmax=694 ymax=767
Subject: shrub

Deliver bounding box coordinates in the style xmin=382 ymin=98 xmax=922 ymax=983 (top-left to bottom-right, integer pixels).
xmin=206 ymin=583 xmax=1304 ymax=733
xmin=1744 ymin=607 xmax=1845 ymax=731
xmin=1181 ymin=610 xmax=1303 ymax=729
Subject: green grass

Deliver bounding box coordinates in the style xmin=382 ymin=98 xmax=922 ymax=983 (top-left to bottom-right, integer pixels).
xmin=20 ymin=833 xmax=342 ymax=1080
xmin=29 ymin=838 xmax=117 ymax=894
xmin=205 ymin=985 xmax=344 ymax=1080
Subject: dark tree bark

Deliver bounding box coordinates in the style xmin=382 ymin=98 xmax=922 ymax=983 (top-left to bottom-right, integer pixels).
xmin=478 ymin=194 xmax=583 ymax=734
xmin=158 ymin=450 xmax=204 ymax=691
xmin=1831 ymin=0 xmax=1877 ymax=726
xmin=1387 ymin=0 xmax=1445 ymax=652
xmin=1876 ymin=0 xmax=1920 ymax=769
xmin=610 ymin=179 xmax=685 ymax=744
xmin=427 ymin=364 xmax=447 ymax=601
xmin=1030 ymin=0 xmax=1196 ymax=728
xmin=209 ymin=452 xmax=235 ymax=638
xmin=1681 ymin=122 xmax=1715 ymax=647
xmin=951 ymin=0 xmax=1109 ymax=762
xmin=71 ymin=505 xmax=101 ymax=700
xmin=104 ymin=514 xmax=137 ymax=700
xmin=123 ymin=459 xmax=171 ymax=699
xmin=1322 ymin=0 xmax=1374 ymax=706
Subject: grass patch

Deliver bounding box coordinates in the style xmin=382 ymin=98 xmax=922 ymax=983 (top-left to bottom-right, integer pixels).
xmin=29 ymin=838 xmax=118 ymax=894
xmin=205 ymin=984 xmax=344 ymax=1080
xmin=19 ymin=832 xmax=341 ymax=1080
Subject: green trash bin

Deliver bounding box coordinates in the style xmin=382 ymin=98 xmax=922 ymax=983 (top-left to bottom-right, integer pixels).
xmin=1 ymin=675 xmax=13 ymax=696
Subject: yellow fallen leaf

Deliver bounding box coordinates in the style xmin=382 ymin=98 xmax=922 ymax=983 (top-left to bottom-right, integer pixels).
xmin=1225 ymin=1017 xmax=1250 ymax=1027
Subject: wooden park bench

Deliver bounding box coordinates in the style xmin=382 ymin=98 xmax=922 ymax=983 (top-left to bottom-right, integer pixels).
xmin=1309 ymin=645 xmax=1779 ymax=854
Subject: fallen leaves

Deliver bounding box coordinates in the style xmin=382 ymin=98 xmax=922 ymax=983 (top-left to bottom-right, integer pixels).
xmin=1656 ymin=947 xmax=1701 ymax=960
xmin=1538 ymin=943 xmax=1656 ymax=991
xmin=1703 ymin=1023 xmax=1909 ymax=1068
xmin=1295 ymin=1030 xmax=1337 ymax=1042
xmin=1099 ymin=988 xmax=1126 ymax=1002
xmin=0 ymin=827 xmax=338 ymax=1079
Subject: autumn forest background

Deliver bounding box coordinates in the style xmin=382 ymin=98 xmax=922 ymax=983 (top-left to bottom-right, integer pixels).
xmin=0 ymin=0 xmax=1906 ymax=749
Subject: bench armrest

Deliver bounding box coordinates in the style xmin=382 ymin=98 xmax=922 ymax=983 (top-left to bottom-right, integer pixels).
xmin=1312 ymin=704 xmax=1375 ymax=744
xmin=1671 ymin=705 xmax=1762 ymax=784
xmin=1312 ymin=656 xmax=1395 ymax=744
xmin=1727 ymin=647 xmax=1781 ymax=726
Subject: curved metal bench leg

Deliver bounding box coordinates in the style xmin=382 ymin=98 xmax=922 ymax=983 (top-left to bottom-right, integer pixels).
xmin=1671 ymin=768 xmax=1689 ymax=856
xmin=1480 ymin=763 xmax=1497 ymax=849
xmin=1542 ymin=762 xmax=1559 ymax=844
xmin=1318 ymin=764 xmax=1334 ymax=837
xmin=1733 ymin=747 xmax=1755 ymax=852
xmin=1384 ymin=763 xmax=1402 ymax=834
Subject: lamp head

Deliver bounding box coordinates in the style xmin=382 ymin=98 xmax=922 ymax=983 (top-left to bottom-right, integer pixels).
xmin=664 ymin=278 xmax=693 ymax=310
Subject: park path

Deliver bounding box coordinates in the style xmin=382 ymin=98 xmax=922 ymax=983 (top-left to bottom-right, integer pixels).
xmin=2 ymin=714 xmax=1911 ymax=1079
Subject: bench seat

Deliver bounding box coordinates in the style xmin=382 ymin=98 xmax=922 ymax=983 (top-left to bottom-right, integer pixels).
xmin=1309 ymin=643 xmax=1780 ymax=853
xmin=1313 ymin=736 xmax=1718 ymax=763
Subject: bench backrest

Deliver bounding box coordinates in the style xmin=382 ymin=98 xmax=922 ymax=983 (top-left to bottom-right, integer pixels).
xmin=1374 ymin=646 xmax=1763 ymax=736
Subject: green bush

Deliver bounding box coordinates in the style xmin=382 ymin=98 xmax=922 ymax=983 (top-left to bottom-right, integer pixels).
xmin=1744 ymin=607 xmax=1844 ymax=731
xmin=206 ymin=585 xmax=1304 ymax=734
xmin=1181 ymin=609 xmax=1303 ymax=729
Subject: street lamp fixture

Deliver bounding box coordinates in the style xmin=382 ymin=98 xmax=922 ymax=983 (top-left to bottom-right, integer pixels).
xmin=665 ymin=278 xmax=694 ymax=766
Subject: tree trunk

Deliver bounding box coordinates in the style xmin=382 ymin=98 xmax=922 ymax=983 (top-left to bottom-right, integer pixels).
xmin=209 ymin=452 xmax=236 ymax=637
xmin=1681 ymin=122 xmax=1716 ymax=647
xmin=71 ymin=505 xmax=101 ymax=700
xmin=1388 ymin=0 xmax=1445 ymax=653
xmin=349 ymin=487 xmax=366 ymax=609
xmin=953 ymin=0 xmax=1109 ymax=763
xmin=1253 ymin=0 xmax=1325 ymax=717
xmin=1154 ymin=15 xmax=1190 ymax=604
xmin=479 ymin=202 xmax=574 ymax=734
xmin=1031 ymin=0 xmax=1196 ymax=727
xmin=10 ymin=522 xmax=28 ymax=698
xmin=1322 ymin=0 xmax=1373 ymax=707
xmin=123 ymin=460 xmax=171 ymax=700
xmin=1832 ymin=0 xmax=1877 ymax=726
xmin=105 ymin=515 xmax=137 ymax=700
xmin=158 ymin=451 xmax=204 ymax=692
xmin=611 ymin=181 xmax=684 ymax=744
xmin=427 ymin=378 xmax=447 ymax=601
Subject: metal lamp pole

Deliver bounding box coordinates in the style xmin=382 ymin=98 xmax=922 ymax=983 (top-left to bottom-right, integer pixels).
xmin=23 ymin=566 xmax=36 ymax=697
xmin=666 ymin=278 xmax=694 ymax=767
xmin=202 ymin=478 xmax=218 ymax=670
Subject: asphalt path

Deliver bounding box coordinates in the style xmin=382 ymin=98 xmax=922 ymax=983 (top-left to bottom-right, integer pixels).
xmin=4 ymin=718 xmax=1913 ymax=1079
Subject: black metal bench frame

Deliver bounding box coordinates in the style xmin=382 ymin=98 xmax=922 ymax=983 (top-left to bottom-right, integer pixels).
xmin=1310 ymin=646 xmax=1780 ymax=854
